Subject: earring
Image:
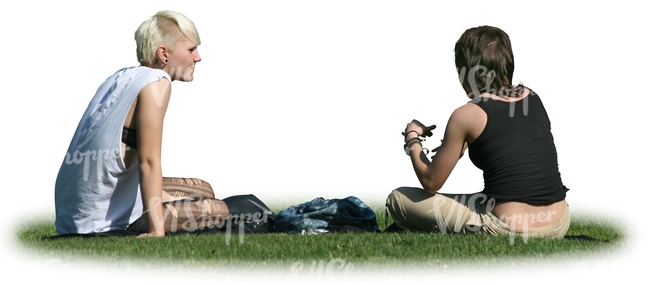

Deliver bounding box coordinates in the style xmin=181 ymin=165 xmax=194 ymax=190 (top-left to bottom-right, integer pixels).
xmin=164 ymin=59 xmax=168 ymax=64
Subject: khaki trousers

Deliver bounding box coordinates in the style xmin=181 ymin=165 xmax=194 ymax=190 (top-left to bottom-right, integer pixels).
xmin=129 ymin=177 xmax=230 ymax=234
xmin=385 ymin=187 xmax=570 ymax=239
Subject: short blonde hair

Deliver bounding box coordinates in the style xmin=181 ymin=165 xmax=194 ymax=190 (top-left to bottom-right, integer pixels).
xmin=135 ymin=10 xmax=201 ymax=65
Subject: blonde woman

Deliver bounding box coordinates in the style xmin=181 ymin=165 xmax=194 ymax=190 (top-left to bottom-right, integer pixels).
xmin=54 ymin=10 xmax=228 ymax=238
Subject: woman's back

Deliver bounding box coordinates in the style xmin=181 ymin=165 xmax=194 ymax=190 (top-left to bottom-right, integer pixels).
xmin=461 ymin=88 xmax=569 ymax=229
xmin=54 ymin=67 xmax=170 ymax=235
xmin=467 ymin=89 xmax=568 ymax=205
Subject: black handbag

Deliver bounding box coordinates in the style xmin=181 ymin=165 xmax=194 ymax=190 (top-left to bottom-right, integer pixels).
xmin=222 ymin=194 xmax=276 ymax=234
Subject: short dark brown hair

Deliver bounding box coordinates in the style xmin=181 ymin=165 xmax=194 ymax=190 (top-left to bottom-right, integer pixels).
xmin=454 ymin=26 xmax=517 ymax=98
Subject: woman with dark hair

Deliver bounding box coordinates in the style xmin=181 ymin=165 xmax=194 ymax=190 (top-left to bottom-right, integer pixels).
xmin=385 ymin=26 xmax=570 ymax=239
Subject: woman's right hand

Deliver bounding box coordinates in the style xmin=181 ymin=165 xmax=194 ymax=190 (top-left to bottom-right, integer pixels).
xmin=403 ymin=119 xmax=436 ymax=138
xmin=137 ymin=231 xmax=165 ymax=238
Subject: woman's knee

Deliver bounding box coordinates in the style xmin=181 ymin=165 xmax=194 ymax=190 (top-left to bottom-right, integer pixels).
xmin=385 ymin=187 xmax=414 ymax=212
xmin=385 ymin=190 xmax=400 ymax=214
xmin=386 ymin=187 xmax=443 ymax=232
xmin=385 ymin=187 xmax=428 ymax=222
xmin=162 ymin=177 xmax=215 ymax=198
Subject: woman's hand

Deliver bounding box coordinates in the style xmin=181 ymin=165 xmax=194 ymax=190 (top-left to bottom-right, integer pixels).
xmin=402 ymin=119 xmax=436 ymax=139
xmin=137 ymin=231 xmax=165 ymax=238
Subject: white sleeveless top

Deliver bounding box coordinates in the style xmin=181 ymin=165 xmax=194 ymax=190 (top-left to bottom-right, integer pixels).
xmin=54 ymin=66 xmax=171 ymax=235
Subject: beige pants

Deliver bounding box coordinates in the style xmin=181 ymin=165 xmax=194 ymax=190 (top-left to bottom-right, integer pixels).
xmin=129 ymin=177 xmax=230 ymax=234
xmin=385 ymin=187 xmax=570 ymax=239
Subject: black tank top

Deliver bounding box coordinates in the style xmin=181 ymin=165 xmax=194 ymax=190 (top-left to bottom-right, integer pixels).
xmin=468 ymin=90 xmax=568 ymax=205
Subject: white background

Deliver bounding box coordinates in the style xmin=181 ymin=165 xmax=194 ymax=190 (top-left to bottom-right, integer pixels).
xmin=1 ymin=0 xmax=647 ymax=283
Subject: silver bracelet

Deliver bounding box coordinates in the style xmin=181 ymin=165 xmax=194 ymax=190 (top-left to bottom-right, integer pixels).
xmin=404 ymin=137 xmax=422 ymax=156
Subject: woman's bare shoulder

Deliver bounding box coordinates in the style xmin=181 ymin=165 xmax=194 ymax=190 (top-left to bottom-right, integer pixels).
xmin=451 ymin=102 xmax=485 ymax=121
xmin=448 ymin=102 xmax=487 ymax=141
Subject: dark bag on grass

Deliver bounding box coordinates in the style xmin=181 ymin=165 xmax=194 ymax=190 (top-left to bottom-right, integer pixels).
xmin=222 ymin=194 xmax=276 ymax=234
xmin=274 ymin=196 xmax=380 ymax=234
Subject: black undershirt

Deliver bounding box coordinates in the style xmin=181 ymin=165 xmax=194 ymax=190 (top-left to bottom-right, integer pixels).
xmin=122 ymin=127 xmax=138 ymax=150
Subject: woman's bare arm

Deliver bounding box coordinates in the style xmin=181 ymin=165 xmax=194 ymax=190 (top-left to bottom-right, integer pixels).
xmin=405 ymin=103 xmax=478 ymax=193
xmin=136 ymin=79 xmax=171 ymax=237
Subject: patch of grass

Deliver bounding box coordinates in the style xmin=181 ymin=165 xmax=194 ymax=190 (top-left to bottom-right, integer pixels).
xmin=14 ymin=204 xmax=626 ymax=274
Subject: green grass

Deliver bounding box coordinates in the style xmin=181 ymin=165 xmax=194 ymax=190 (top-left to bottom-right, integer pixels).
xmin=14 ymin=204 xmax=626 ymax=274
